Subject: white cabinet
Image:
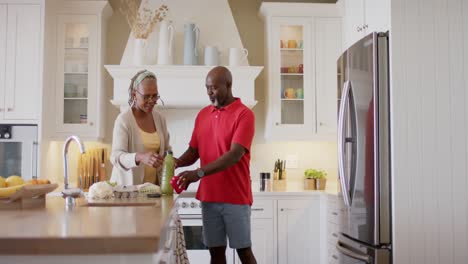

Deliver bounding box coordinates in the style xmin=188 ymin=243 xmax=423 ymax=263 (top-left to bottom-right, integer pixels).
xmin=326 ymin=194 xmax=341 ymax=264
xmin=315 ymin=18 xmax=342 ymax=135
xmin=277 ymin=199 xmax=321 ymax=264
xmin=260 ymin=3 xmax=341 ymax=141
xmin=0 ymin=3 xmax=41 ymax=123
xmin=342 ymin=0 xmax=389 ymax=50
xmin=51 ymin=1 xmax=111 ymax=140
xmin=234 ymin=199 xmax=275 ymax=264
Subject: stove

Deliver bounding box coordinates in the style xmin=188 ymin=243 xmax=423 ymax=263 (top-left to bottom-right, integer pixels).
xmin=176 ymin=192 xmax=202 ymax=216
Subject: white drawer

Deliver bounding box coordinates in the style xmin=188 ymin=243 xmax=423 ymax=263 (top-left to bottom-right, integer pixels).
xmin=327 ymin=205 xmax=340 ymax=224
xmin=328 ymin=251 xmax=340 ymax=264
xmin=251 ymin=199 xmax=273 ymax=219
xmin=327 ymin=230 xmax=339 ymax=248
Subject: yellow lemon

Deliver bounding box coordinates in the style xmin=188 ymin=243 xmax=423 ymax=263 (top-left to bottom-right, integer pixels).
xmin=0 ymin=177 xmax=6 ymax=188
xmin=6 ymin=175 xmax=24 ymax=187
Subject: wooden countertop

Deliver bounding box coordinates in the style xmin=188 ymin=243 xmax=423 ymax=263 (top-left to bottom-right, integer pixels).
xmin=0 ymin=195 xmax=176 ymax=255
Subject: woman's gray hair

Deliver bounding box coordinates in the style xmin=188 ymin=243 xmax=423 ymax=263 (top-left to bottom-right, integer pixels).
xmin=128 ymin=70 xmax=157 ymax=106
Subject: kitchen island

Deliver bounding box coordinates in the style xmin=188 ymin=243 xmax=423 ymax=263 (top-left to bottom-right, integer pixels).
xmin=0 ymin=195 xmax=177 ymax=264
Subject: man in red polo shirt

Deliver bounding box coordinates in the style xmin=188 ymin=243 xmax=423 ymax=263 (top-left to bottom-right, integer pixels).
xmin=176 ymin=66 xmax=257 ymax=264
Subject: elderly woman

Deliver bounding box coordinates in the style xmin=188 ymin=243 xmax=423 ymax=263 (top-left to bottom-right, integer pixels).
xmin=110 ymin=70 xmax=171 ymax=186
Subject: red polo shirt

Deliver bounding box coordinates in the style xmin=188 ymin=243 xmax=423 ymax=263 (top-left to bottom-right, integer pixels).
xmin=190 ymin=98 xmax=254 ymax=205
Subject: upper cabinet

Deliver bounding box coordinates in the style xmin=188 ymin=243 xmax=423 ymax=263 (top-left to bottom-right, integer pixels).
xmin=0 ymin=3 xmax=42 ymax=124
xmin=260 ymin=3 xmax=342 ymax=141
xmin=342 ymin=0 xmax=389 ymax=50
xmin=49 ymin=1 xmax=111 ymax=140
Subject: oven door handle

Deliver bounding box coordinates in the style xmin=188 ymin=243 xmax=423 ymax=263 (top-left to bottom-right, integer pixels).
xmin=31 ymin=141 xmax=38 ymax=179
xmin=179 ymin=214 xmax=203 ymax=220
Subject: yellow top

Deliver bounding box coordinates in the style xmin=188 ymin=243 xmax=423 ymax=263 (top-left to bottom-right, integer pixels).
xmin=138 ymin=128 xmax=161 ymax=185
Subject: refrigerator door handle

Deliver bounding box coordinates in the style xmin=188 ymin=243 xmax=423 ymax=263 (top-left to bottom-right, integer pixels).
xmin=338 ymin=80 xmax=352 ymax=207
xmin=336 ymin=241 xmax=371 ymax=263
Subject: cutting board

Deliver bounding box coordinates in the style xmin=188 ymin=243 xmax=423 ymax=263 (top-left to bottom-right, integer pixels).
xmin=0 ymin=183 xmax=58 ymax=210
xmin=86 ymin=196 xmax=161 ymax=207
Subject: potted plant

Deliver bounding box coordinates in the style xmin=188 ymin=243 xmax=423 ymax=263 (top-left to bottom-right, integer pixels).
xmin=304 ymin=169 xmax=327 ymax=190
xmin=314 ymin=169 xmax=327 ymax=190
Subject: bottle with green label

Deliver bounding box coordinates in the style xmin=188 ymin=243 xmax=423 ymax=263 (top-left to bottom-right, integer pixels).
xmin=161 ymin=150 xmax=175 ymax=195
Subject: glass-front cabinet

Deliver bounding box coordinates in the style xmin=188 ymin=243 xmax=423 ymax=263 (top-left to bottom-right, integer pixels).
xmin=268 ymin=17 xmax=316 ymax=140
xmin=261 ymin=4 xmax=342 ymax=141
xmin=56 ymin=16 xmax=98 ymax=135
xmin=51 ymin=1 xmax=111 ymax=140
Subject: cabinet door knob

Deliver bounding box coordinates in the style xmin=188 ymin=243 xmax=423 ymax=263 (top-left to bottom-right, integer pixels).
xmin=275 ymin=122 xmax=279 ymax=126
xmin=280 ymin=208 xmax=284 ymax=211
xmin=319 ymin=122 xmax=324 ymax=126
xmin=89 ymin=122 xmax=94 ymax=126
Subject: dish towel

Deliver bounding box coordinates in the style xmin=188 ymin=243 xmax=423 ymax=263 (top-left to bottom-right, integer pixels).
xmin=154 ymin=213 xmax=190 ymax=264
xmin=173 ymin=213 xmax=190 ymax=264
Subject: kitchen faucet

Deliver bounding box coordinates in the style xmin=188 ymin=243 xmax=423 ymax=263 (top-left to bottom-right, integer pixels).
xmin=62 ymin=135 xmax=86 ymax=207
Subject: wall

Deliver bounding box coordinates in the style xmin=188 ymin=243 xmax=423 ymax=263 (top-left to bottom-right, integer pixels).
xmin=391 ymin=0 xmax=468 ymax=263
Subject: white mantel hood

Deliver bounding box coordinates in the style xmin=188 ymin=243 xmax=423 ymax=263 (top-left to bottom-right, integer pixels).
xmin=105 ymin=65 xmax=263 ymax=111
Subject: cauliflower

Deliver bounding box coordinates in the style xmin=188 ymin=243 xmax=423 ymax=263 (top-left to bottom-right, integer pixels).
xmin=88 ymin=181 xmax=114 ymax=199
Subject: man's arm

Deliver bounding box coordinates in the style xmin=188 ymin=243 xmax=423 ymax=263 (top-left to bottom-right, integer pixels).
xmin=200 ymin=143 xmax=245 ymax=175
xmin=177 ymin=143 xmax=246 ymax=189
xmin=175 ymin=146 xmax=200 ymax=168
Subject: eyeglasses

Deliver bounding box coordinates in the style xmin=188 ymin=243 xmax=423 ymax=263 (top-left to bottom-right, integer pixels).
xmin=135 ymin=90 xmax=164 ymax=105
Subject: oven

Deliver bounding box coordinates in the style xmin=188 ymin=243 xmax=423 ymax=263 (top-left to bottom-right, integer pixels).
xmin=176 ymin=195 xmax=235 ymax=264
xmin=0 ymin=124 xmax=38 ymax=180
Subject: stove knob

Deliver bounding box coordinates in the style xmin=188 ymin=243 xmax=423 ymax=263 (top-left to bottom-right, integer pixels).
xmin=181 ymin=202 xmax=188 ymax=208
xmin=190 ymin=202 xmax=196 ymax=208
xmin=3 ymin=132 xmax=10 ymax=139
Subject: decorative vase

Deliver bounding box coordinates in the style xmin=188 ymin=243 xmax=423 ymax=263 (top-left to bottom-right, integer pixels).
xmin=183 ymin=23 xmax=200 ymax=65
xmin=304 ymin=178 xmax=316 ymax=190
xmin=133 ymin=38 xmax=147 ymax=66
xmin=157 ymin=21 xmax=174 ymax=65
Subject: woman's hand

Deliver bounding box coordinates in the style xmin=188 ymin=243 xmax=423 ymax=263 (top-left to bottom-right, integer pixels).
xmin=136 ymin=152 xmax=163 ymax=168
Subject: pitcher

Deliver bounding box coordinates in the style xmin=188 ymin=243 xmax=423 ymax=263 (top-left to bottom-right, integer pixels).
xmin=157 ymin=21 xmax=174 ymax=65
xmin=183 ymin=23 xmax=200 ymax=65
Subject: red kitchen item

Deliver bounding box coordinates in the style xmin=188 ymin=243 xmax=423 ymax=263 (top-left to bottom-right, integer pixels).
xmin=170 ymin=175 xmax=186 ymax=194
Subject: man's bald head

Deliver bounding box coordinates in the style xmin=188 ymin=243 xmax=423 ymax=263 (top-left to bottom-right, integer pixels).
xmin=206 ymin=66 xmax=232 ymax=89
xmin=205 ymin=66 xmax=235 ymax=108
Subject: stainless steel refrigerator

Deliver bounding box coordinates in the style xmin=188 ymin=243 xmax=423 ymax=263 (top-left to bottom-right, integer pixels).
xmin=336 ymin=32 xmax=391 ymax=264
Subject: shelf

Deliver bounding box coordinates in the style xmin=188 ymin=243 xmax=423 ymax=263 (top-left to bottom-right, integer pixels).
xmin=65 ymin=47 xmax=88 ymax=50
xmin=64 ymin=72 xmax=88 ymax=75
xmin=64 ymin=97 xmax=88 ymax=100
xmin=281 ymin=48 xmax=303 ymax=51
xmin=281 ymin=73 xmax=303 ymax=76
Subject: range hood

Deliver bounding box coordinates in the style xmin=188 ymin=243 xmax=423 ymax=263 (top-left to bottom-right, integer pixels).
xmin=105 ymin=65 xmax=263 ymax=111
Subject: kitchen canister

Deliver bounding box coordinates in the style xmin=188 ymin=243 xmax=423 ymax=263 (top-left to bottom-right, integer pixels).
xmin=228 ymin=47 xmax=248 ymax=66
xmin=183 ymin=23 xmax=200 ymax=65
xmin=204 ymin=46 xmax=219 ymax=66
xmin=157 ymin=21 xmax=174 ymax=65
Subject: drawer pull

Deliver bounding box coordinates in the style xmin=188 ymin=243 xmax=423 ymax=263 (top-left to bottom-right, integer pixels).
xmin=252 ymin=208 xmax=264 ymax=211
xmin=332 ymin=212 xmax=338 ymax=216
xmin=332 ymin=233 xmax=338 ymax=238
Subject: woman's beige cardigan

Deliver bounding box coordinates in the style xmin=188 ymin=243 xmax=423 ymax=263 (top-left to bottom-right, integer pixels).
xmin=110 ymin=108 xmax=171 ymax=185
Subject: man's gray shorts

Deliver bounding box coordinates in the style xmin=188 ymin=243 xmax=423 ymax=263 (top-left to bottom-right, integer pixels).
xmin=201 ymin=202 xmax=252 ymax=249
